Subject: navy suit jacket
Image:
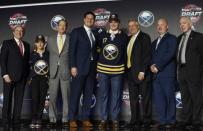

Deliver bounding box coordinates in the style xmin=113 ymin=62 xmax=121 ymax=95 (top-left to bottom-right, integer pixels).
xmin=69 ymin=26 xmax=97 ymax=76
xmin=151 ymin=33 xmax=177 ymax=77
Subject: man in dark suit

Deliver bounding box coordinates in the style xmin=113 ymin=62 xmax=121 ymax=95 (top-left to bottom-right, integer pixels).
xmin=0 ymin=25 xmax=30 ymax=128
xmin=68 ymin=11 xmax=97 ymax=127
xmin=126 ymin=19 xmax=152 ymax=128
xmin=150 ymin=18 xmax=177 ymax=128
xmin=177 ymin=16 xmax=203 ymax=129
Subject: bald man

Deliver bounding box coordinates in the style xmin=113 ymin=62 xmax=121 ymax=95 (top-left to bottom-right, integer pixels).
xmin=177 ymin=16 xmax=203 ymax=129
xmin=151 ymin=18 xmax=177 ymax=128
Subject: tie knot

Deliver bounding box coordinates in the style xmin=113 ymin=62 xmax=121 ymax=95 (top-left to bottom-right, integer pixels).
xmin=88 ymin=29 xmax=92 ymax=32
xmin=19 ymin=40 xmax=23 ymax=44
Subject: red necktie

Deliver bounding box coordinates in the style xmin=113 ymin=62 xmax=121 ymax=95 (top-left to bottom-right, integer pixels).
xmin=19 ymin=40 xmax=24 ymax=56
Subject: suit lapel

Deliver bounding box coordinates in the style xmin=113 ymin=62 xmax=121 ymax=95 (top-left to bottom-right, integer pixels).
xmin=185 ymin=30 xmax=194 ymax=54
xmin=82 ymin=27 xmax=92 ymax=47
xmin=152 ymin=39 xmax=157 ymax=53
xmin=12 ymin=39 xmax=24 ymax=57
xmin=128 ymin=31 xmax=141 ymax=51
xmin=52 ymin=35 xmax=60 ymax=55
xmin=155 ymin=33 xmax=169 ymax=51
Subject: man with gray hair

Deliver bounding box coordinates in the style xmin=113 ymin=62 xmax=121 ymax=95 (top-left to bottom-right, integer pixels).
xmin=126 ymin=19 xmax=152 ymax=128
xmin=47 ymin=19 xmax=70 ymax=128
xmin=1 ymin=25 xmax=30 ymax=128
xmin=177 ymin=16 xmax=203 ymax=129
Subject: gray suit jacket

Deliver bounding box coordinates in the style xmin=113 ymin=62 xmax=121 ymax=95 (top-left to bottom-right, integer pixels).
xmin=47 ymin=34 xmax=70 ymax=80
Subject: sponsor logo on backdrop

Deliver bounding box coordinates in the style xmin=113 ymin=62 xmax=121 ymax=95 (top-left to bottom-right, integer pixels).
xmin=51 ymin=15 xmax=65 ymax=31
xmin=93 ymin=8 xmax=111 ymax=27
xmin=122 ymin=90 xmax=130 ymax=106
xmin=80 ymin=94 xmax=96 ymax=108
xmin=138 ymin=10 xmax=154 ymax=27
xmin=181 ymin=4 xmax=202 ymax=24
xmin=176 ymin=92 xmax=182 ymax=108
xmin=9 ymin=13 xmax=28 ymax=29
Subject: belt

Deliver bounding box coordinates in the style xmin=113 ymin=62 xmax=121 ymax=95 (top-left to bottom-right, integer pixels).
xmin=179 ymin=63 xmax=186 ymax=68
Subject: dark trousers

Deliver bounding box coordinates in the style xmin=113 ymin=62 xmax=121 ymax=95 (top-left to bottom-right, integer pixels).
xmin=2 ymin=78 xmax=26 ymax=125
xmin=97 ymin=73 xmax=124 ymax=121
xmin=68 ymin=64 xmax=96 ymax=120
xmin=128 ymin=72 xmax=152 ymax=124
xmin=30 ymin=76 xmax=48 ymax=121
xmin=153 ymin=77 xmax=176 ymax=124
xmin=178 ymin=66 xmax=202 ymax=124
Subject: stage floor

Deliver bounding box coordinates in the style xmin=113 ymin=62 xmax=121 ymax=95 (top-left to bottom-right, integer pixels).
xmin=0 ymin=125 xmax=203 ymax=131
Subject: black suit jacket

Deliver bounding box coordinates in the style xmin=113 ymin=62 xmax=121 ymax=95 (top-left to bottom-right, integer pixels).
xmin=1 ymin=39 xmax=30 ymax=82
xmin=128 ymin=31 xmax=152 ymax=83
xmin=177 ymin=30 xmax=203 ymax=80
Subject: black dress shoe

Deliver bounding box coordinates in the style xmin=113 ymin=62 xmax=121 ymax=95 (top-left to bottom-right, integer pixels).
xmin=165 ymin=123 xmax=175 ymax=129
xmin=159 ymin=124 xmax=166 ymax=129
xmin=62 ymin=122 xmax=69 ymax=128
xmin=141 ymin=123 xmax=150 ymax=128
xmin=12 ymin=123 xmax=23 ymax=128
xmin=176 ymin=121 xmax=189 ymax=128
xmin=125 ymin=122 xmax=140 ymax=128
xmin=150 ymin=123 xmax=165 ymax=128
xmin=47 ymin=122 xmax=56 ymax=128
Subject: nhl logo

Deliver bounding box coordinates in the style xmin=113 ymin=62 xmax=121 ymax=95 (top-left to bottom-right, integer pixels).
xmin=51 ymin=15 xmax=65 ymax=31
xmin=80 ymin=94 xmax=96 ymax=108
xmin=138 ymin=10 xmax=154 ymax=27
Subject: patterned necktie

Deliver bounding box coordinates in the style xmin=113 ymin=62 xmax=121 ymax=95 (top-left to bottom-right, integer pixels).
xmin=127 ymin=35 xmax=136 ymax=68
xmin=58 ymin=35 xmax=63 ymax=53
xmin=19 ymin=40 xmax=24 ymax=56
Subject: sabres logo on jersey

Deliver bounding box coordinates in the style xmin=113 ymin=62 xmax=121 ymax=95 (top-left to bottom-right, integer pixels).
xmin=34 ymin=60 xmax=49 ymax=75
xmin=103 ymin=44 xmax=118 ymax=60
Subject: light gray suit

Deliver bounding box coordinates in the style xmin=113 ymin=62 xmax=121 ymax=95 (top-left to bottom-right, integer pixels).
xmin=47 ymin=34 xmax=70 ymax=122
